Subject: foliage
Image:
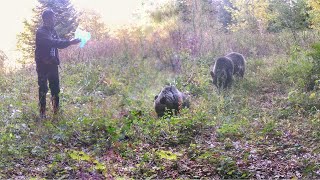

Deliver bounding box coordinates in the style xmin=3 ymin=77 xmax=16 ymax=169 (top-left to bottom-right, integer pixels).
xmin=307 ymin=0 xmax=320 ymax=30
xmin=307 ymin=42 xmax=320 ymax=90
xmin=268 ymin=0 xmax=310 ymax=36
xmin=149 ymin=2 xmax=178 ymax=25
xmin=0 ymin=49 xmax=7 ymax=71
xmin=227 ymin=0 xmax=311 ymax=36
xmin=156 ymin=150 xmax=179 ymax=160
xmin=78 ymin=10 xmax=108 ymax=41
xmin=271 ymin=47 xmax=313 ymax=89
xmin=228 ymin=0 xmax=273 ymax=33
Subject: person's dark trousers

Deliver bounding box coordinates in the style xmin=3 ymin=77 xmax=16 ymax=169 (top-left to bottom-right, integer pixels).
xmin=36 ymin=63 xmax=60 ymax=116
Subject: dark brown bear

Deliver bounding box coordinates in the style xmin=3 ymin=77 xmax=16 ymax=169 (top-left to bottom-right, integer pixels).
xmin=154 ymin=85 xmax=190 ymax=117
xmin=210 ymin=57 xmax=234 ymax=90
xmin=225 ymin=52 xmax=246 ymax=78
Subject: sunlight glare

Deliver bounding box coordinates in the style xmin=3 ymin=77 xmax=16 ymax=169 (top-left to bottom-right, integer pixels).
xmin=71 ymin=0 xmax=143 ymax=27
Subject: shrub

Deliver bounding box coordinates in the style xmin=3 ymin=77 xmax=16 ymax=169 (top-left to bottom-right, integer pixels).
xmin=307 ymin=42 xmax=320 ymax=91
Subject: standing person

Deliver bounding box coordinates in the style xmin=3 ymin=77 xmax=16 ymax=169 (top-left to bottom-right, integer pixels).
xmin=35 ymin=9 xmax=80 ymax=119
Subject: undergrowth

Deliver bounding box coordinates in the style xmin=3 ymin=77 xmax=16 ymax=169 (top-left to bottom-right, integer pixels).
xmin=0 ymin=46 xmax=319 ymax=178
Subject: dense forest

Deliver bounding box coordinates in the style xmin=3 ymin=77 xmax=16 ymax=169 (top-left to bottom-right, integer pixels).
xmin=0 ymin=0 xmax=319 ymax=178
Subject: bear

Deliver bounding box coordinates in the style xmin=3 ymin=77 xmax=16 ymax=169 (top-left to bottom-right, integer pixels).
xmin=154 ymin=85 xmax=190 ymax=117
xmin=210 ymin=57 xmax=234 ymax=90
xmin=225 ymin=52 xmax=246 ymax=78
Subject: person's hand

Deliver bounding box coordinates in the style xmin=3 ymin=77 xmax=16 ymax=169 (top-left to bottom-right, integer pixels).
xmin=70 ymin=38 xmax=81 ymax=45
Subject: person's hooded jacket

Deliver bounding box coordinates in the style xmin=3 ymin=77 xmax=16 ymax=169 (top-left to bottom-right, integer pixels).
xmin=35 ymin=26 xmax=71 ymax=65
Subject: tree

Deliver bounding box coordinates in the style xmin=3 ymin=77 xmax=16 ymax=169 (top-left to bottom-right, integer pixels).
xmin=307 ymin=0 xmax=320 ymax=30
xmin=268 ymin=0 xmax=310 ymax=40
xmin=78 ymin=10 xmax=108 ymax=41
xmin=17 ymin=0 xmax=79 ymax=63
xmin=227 ymin=0 xmax=273 ymax=34
xmin=217 ymin=0 xmax=233 ymax=31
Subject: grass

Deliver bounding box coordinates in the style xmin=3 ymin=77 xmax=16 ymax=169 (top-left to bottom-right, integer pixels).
xmin=0 ymin=43 xmax=320 ymax=178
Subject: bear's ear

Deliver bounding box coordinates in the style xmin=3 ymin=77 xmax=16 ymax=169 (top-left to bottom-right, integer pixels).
xmin=154 ymin=95 xmax=158 ymax=100
xmin=160 ymin=97 xmax=166 ymax=104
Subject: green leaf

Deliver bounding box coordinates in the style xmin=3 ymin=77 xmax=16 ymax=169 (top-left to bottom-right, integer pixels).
xmin=227 ymin=170 xmax=235 ymax=175
xmin=69 ymin=150 xmax=91 ymax=161
xmin=95 ymin=163 xmax=106 ymax=171
xmin=156 ymin=150 xmax=178 ymax=160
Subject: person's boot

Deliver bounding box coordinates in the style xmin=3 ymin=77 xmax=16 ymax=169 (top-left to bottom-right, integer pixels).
xmin=40 ymin=106 xmax=46 ymax=119
xmin=39 ymin=90 xmax=47 ymax=119
xmin=51 ymin=96 xmax=59 ymax=114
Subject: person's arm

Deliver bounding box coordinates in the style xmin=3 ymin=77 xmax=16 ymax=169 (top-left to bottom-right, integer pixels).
xmin=36 ymin=29 xmax=71 ymax=49
xmin=54 ymin=30 xmax=81 ymax=49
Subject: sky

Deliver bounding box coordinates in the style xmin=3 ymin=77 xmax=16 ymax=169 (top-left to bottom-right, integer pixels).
xmin=71 ymin=0 xmax=145 ymax=26
xmin=71 ymin=0 xmax=171 ymax=26
xmin=0 ymin=0 xmax=169 ymax=67
xmin=0 ymin=0 xmax=36 ymax=52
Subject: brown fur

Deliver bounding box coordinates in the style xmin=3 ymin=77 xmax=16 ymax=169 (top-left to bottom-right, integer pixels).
xmin=154 ymin=85 xmax=190 ymax=117
xmin=210 ymin=57 xmax=234 ymax=90
xmin=225 ymin=52 xmax=246 ymax=78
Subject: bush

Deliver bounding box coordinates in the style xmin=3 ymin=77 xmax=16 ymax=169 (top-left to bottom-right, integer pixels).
xmin=307 ymin=42 xmax=320 ymax=91
xmin=287 ymin=90 xmax=320 ymax=113
xmin=271 ymin=47 xmax=313 ymax=89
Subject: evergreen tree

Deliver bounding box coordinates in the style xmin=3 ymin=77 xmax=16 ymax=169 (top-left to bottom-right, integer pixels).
xmin=17 ymin=0 xmax=79 ymax=63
